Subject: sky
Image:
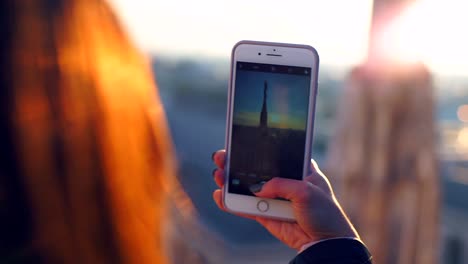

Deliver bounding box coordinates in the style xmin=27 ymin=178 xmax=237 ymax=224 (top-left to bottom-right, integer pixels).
xmin=109 ymin=0 xmax=468 ymax=76
xmin=233 ymin=70 xmax=310 ymax=130
xmin=109 ymin=0 xmax=373 ymax=68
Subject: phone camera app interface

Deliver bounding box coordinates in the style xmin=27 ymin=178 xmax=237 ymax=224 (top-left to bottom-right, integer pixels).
xmin=229 ymin=62 xmax=311 ymax=196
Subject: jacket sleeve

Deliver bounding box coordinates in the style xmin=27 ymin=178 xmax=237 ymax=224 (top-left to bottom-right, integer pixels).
xmin=289 ymin=238 xmax=372 ymax=264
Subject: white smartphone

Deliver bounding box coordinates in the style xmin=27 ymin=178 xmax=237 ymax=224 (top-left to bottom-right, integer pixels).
xmin=223 ymin=40 xmax=319 ymax=221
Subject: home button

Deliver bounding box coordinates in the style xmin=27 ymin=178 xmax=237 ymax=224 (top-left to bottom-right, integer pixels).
xmin=257 ymin=200 xmax=269 ymax=212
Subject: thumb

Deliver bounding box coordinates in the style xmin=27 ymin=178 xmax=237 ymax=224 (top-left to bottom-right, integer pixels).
xmin=251 ymin=177 xmax=319 ymax=203
xmin=304 ymin=159 xmax=333 ymax=195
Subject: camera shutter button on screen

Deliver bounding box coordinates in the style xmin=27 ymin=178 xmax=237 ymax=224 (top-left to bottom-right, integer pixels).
xmin=257 ymin=200 xmax=269 ymax=212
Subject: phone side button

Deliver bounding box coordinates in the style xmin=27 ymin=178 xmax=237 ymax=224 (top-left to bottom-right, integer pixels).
xmin=257 ymin=200 xmax=269 ymax=212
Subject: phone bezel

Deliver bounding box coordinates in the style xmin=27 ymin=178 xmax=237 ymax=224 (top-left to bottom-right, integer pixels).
xmin=223 ymin=40 xmax=320 ymax=221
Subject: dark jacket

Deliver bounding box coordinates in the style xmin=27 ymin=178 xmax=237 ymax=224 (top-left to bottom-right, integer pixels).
xmin=290 ymin=239 xmax=372 ymax=264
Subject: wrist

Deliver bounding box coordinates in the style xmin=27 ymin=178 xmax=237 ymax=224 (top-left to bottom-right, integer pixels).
xmin=298 ymin=237 xmax=361 ymax=253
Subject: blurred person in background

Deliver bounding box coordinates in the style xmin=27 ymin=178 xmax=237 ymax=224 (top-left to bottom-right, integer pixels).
xmin=326 ymin=63 xmax=440 ymax=264
xmin=324 ymin=1 xmax=440 ymax=263
xmin=0 ymin=0 xmax=371 ymax=263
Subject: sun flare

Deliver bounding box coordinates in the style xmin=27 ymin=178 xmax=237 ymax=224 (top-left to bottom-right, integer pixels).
xmin=375 ymin=0 xmax=468 ymax=73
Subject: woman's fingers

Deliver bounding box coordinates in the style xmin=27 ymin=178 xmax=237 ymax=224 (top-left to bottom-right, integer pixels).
xmin=304 ymin=159 xmax=333 ymax=195
xmin=212 ymin=150 xmax=226 ymax=169
xmin=213 ymin=189 xmax=225 ymax=210
xmin=213 ymin=169 xmax=225 ymax=188
xmin=213 ymin=155 xmax=331 ymax=202
xmin=212 ymin=150 xmax=226 ymax=188
xmin=253 ymin=177 xmax=321 ymax=203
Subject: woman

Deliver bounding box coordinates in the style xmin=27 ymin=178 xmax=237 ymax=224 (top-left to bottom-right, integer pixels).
xmin=0 ymin=0 xmax=371 ymax=263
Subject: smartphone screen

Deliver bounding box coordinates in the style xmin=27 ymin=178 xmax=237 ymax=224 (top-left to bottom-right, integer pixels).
xmin=228 ymin=61 xmax=311 ymax=196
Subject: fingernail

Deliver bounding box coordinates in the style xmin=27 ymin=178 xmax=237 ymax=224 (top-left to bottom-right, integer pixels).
xmin=211 ymin=151 xmax=216 ymax=161
xmin=212 ymin=168 xmax=217 ymax=177
xmin=249 ymin=183 xmax=264 ymax=193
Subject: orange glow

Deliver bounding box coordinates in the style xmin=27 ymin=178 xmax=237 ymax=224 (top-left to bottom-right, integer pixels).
xmin=457 ymin=127 xmax=468 ymax=149
xmin=375 ymin=0 xmax=468 ymax=72
xmin=458 ymin=105 xmax=468 ymax=123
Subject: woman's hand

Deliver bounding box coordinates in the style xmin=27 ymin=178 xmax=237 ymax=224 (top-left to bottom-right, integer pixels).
xmin=212 ymin=150 xmax=359 ymax=251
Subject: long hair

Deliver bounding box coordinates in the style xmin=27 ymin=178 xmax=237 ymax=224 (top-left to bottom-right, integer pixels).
xmin=0 ymin=0 xmax=175 ymax=263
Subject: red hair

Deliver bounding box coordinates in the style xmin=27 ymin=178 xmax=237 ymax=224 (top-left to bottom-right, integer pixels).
xmin=0 ymin=1 xmax=175 ymax=263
